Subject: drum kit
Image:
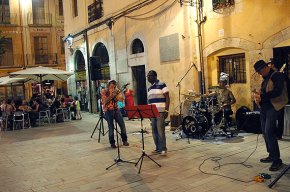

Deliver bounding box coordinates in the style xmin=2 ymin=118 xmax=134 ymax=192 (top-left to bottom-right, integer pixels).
xmin=179 ymin=87 xmax=237 ymax=139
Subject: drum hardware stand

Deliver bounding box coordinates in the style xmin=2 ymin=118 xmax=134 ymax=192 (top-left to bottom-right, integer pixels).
xmin=125 ymin=105 xmax=161 ymax=173
xmin=175 ymin=62 xmax=198 ymax=133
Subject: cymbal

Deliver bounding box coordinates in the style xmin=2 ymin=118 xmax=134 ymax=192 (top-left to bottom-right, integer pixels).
xmin=208 ymin=86 xmax=220 ymax=90
xmin=200 ymin=92 xmax=216 ymax=97
xmin=181 ymin=93 xmax=199 ymax=98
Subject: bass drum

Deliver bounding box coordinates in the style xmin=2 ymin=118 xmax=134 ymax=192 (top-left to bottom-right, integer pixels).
xmin=182 ymin=115 xmax=209 ymax=137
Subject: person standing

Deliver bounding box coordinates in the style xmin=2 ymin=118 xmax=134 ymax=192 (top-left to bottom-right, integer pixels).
xmin=147 ymin=70 xmax=170 ymax=155
xmin=74 ymin=96 xmax=82 ymax=120
xmin=101 ymin=80 xmax=129 ymax=148
xmin=124 ymin=83 xmax=134 ymax=107
xmin=253 ymin=60 xmax=288 ymax=171
xmin=267 ymin=58 xmax=286 ymax=139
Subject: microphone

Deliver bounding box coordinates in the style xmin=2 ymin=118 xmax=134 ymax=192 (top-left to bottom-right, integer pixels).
xmin=121 ymin=83 xmax=130 ymax=89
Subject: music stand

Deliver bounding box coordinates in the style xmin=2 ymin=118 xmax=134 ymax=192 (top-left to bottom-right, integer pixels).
xmin=125 ymin=104 xmax=161 ymax=174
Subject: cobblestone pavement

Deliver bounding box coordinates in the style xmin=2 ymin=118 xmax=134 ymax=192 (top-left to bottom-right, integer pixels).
xmin=0 ymin=112 xmax=289 ymax=192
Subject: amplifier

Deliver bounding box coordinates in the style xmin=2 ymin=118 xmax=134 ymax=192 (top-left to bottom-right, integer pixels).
xmin=237 ymin=112 xmax=262 ymax=134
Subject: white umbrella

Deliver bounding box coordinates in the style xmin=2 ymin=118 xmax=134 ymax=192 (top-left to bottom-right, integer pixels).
xmin=0 ymin=76 xmax=26 ymax=85
xmin=9 ymin=66 xmax=74 ymax=99
xmin=9 ymin=66 xmax=74 ymax=82
xmin=0 ymin=76 xmax=28 ymax=98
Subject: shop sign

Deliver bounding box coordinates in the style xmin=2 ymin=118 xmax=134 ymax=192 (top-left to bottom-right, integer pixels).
xmin=75 ymin=71 xmax=87 ymax=81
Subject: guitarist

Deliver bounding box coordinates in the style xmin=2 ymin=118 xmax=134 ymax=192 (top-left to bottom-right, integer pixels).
xmin=101 ymin=80 xmax=129 ymax=148
xmin=253 ymin=60 xmax=288 ymax=172
xmin=267 ymin=58 xmax=286 ymax=139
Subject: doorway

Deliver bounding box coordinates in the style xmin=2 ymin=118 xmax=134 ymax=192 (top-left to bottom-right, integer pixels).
xmin=273 ymin=46 xmax=290 ymax=103
xmin=132 ymin=65 xmax=147 ymax=105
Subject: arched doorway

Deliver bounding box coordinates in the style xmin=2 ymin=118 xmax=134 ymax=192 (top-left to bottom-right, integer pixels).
xmin=92 ymin=42 xmax=110 ymax=80
xmin=92 ymin=43 xmax=110 ymax=112
xmin=75 ymin=50 xmax=88 ymax=111
xmin=131 ymin=38 xmax=147 ymax=105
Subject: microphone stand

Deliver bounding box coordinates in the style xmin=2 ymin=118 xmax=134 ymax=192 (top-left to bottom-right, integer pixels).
xmin=174 ymin=62 xmax=197 ymax=137
xmin=105 ymin=86 xmax=135 ymax=170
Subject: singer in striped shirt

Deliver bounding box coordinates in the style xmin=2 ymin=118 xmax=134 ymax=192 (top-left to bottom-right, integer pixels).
xmin=147 ymin=70 xmax=170 ymax=156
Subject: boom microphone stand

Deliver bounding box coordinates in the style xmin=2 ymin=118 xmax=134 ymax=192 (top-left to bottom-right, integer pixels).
xmin=174 ymin=62 xmax=197 ymax=136
xmin=106 ymin=87 xmax=134 ymax=170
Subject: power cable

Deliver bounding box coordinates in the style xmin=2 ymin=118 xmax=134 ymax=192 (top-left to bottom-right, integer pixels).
xmin=126 ymin=0 xmax=178 ymax=20
xmin=198 ymin=134 xmax=261 ymax=183
xmin=126 ymin=0 xmax=171 ymax=17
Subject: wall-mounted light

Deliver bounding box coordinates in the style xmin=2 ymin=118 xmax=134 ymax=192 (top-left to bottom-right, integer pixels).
xmin=179 ymin=0 xmax=197 ymax=7
xmin=64 ymin=34 xmax=74 ymax=47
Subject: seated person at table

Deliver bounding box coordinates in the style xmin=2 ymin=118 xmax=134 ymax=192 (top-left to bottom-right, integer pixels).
xmin=19 ymin=100 xmax=32 ymax=112
xmin=50 ymin=96 xmax=61 ymax=114
xmin=30 ymin=98 xmax=48 ymax=127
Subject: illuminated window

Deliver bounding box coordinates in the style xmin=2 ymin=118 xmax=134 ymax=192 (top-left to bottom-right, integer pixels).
xmin=34 ymin=36 xmax=49 ymax=64
xmin=218 ymin=53 xmax=246 ymax=83
xmin=0 ymin=0 xmax=10 ymax=24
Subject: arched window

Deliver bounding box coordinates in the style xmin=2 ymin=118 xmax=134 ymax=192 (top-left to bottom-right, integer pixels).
xmin=131 ymin=38 xmax=144 ymax=54
xmin=75 ymin=50 xmax=85 ymax=71
xmin=93 ymin=43 xmax=109 ymax=64
xmin=92 ymin=42 xmax=110 ymax=80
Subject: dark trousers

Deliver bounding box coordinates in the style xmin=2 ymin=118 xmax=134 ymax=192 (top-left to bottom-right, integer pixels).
xmin=260 ymin=107 xmax=280 ymax=161
xmin=276 ymin=108 xmax=284 ymax=139
xmin=104 ymin=109 xmax=128 ymax=145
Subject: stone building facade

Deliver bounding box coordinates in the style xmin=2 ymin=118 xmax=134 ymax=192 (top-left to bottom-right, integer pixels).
xmin=63 ymin=0 xmax=290 ymax=114
xmin=0 ymin=0 xmax=66 ymax=100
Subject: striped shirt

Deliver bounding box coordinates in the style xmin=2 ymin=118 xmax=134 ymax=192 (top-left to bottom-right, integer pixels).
xmin=147 ymin=80 xmax=169 ymax=112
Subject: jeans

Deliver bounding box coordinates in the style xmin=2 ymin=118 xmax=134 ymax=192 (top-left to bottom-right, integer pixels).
xmin=151 ymin=112 xmax=167 ymax=152
xmin=105 ymin=109 xmax=128 ymax=145
xmin=260 ymin=107 xmax=280 ymax=161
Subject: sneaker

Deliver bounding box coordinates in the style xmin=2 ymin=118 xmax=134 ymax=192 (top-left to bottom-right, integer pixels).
xmin=269 ymin=159 xmax=283 ymax=171
xmin=111 ymin=144 xmax=117 ymax=148
xmin=159 ymin=150 xmax=167 ymax=156
xmin=151 ymin=150 xmax=159 ymax=154
xmin=123 ymin=141 xmax=129 ymax=146
xmin=260 ymin=157 xmax=273 ymax=163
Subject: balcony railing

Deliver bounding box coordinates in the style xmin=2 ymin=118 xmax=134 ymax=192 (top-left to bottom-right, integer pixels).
xmin=27 ymin=53 xmax=58 ymax=66
xmin=0 ymin=13 xmax=18 ymax=25
xmin=27 ymin=12 xmax=52 ymax=26
xmin=0 ymin=53 xmax=25 ymax=68
xmin=0 ymin=53 xmax=60 ymax=68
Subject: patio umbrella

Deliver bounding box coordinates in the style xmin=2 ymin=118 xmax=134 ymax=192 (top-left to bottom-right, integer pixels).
xmin=0 ymin=76 xmax=27 ymax=98
xmin=9 ymin=66 xmax=74 ymax=99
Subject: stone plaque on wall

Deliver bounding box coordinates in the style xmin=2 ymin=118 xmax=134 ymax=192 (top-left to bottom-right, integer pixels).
xmin=159 ymin=33 xmax=180 ymax=62
xmin=116 ymin=49 xmax=128 ymax=73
